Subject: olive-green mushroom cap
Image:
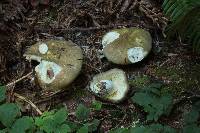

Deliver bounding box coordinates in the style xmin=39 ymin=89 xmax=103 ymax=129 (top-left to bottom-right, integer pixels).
xmin=90 ymin=69 xmax=129 ymax=102
xmin=102 ymin=28 xmax=152 ymax=64
xmin=24 ymin=40 xmax=83 ymax=91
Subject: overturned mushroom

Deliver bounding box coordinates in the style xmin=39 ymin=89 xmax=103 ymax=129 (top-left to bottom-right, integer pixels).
xmin=102 ymin=28 xmax=152 ymax=64
xmin=24 ymin=40 xmax=83 ymax=91
xmin=90 ymin=69 xmax=129 ymax=102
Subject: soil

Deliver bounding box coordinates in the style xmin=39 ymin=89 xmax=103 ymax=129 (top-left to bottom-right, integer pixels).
xmin=0 ymin=0 xmax=199 ymax=132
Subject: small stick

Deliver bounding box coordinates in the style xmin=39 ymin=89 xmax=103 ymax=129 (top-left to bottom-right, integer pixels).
xmin=34 ymin=23 xmax=154 ymax=33
xmin=14 ymin=92 xmax=43 ymax=115
xmin=6 ymin=71 xmax=33 ymax=87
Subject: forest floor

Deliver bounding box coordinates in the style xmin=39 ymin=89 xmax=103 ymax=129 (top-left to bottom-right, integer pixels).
xmin=0 ymin=0 xmax=200 ymax=132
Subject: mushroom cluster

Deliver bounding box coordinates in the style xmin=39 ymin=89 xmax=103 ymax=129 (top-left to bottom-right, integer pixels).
xmin=102 ymin=28 xmax=152 ymax=64
xmin=24 ymin=40 xmax=83 ymax=91
xmin=24 ymin=27 xmax=152 ymax=103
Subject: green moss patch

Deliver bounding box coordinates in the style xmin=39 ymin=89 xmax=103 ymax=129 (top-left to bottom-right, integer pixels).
xmin=152 ymin=60 xmax=200 ymax=96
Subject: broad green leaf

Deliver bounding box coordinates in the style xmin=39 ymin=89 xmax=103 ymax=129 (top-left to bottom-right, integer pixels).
xmin=88 ymin=119 xmax=100 ymax=132
xmin=77 ymin=124 xmax=88 ymax=133
xmin=55 ymin=124 xmax=71 ymax=133
xmin=0 ymin=86 xmax=6 ymax=103
xmin=184 ymin=109 xmax=199 ymax=124
xmin=162 ymin=126 xmax=177 ymax=133
xmin=10 ymin=116 xmax=34 ymax=133
xmin=183 ymin=124 xmax=200 ymax=133
xmin=54 ymin=108 xmax=68 ymax=125
xmin=130 ymin=124 xmax=176 ymax=133
xmin=0 ymin=103 xmax=20 ymax=127
xmin=75 ymin=104 xmax=90 ymax=120
xmin=35 ymin=108 xmax=68 ymax=133
xmin=130 ymin=126 xmax=146 ymax=133
xmin=109 ymin=128 xmax=130 ymax=133
xmin=66 ymin=121 xmax=79 ymax=132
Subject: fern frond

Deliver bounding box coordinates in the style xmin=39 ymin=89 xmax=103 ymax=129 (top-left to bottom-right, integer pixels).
xmin=162 ymin=0 xmax=200 ymax=53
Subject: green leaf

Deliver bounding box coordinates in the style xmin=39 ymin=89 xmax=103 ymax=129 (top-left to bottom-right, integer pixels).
xmin=53 ymin=108 xmax=68 ymax=125
xmin=0 ymin=128 xmax=8 ymax=133
xmin=35 ymin=130 xmax=44 ymax=133
xmin=88 ymin=119 xmax=100 ymax=132
xmin=10 ymin=116 xmax=34 ymax=133
xmin=130 ymin=126 xmax=147 ymax=133
xmin=75 ymin=104 xmax=90 ymax=121
xmin=0 ymin=85 xmax=6 ymax=103
xmin=184 ymin=109 xmax=199 ymax=124
xmin=77 ymin=124 xmax=89 ymax=133
xmin=109 ymin=128 xmax=130 ymax=133
xmin=35 ymin=108 xmax=68 ymax=133
xmin=66 ymin=121 xmax=79 ymax=132
xmin=162 ymin=0 xmax=200 ymax=53
xmin=130 ymin=124 xmax=177 ymax=133
xmin=0 ymin=103 xmax=20 ymax=127
xmin=91 ymin=100 xmax=102 ymax=111
xmin=55 ymin=124 xmax=71 ymax=133
xmin=183 ymin=124 xmax=200 ymax=133
xmin=131 ymin=83 xmax=173 ymax=121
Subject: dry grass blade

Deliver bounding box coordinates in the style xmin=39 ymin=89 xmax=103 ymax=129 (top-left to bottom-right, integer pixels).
xmin=14 ymin=92 xmax=43 ymax=115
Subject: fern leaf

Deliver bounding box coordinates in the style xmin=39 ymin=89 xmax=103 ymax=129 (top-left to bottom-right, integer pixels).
xmin=163 ymin=0 xmax=174 ymax=12
xmin=162 ymin=0 xmax=200 ymax=53
xmin=165 ymin=1 xmax=179 ymax=16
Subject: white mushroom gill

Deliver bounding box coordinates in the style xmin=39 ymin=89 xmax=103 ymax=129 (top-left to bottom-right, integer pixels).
xmin=127 ymin=47 xmax=148 ymax=63
xmin=39 ymin=43 xmax=48 ymax=54
xmin=35 ymin=60 xmax=62 ymax=84
xmin=102 ymin=31 xmax=120 ymax=48
xmin=90 ymin=80 xmax=113 ymax=94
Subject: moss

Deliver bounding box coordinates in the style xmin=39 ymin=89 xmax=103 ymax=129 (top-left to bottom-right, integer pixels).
xmin=71 ymin=88 xmax=87 ymax=100
xmin=154 ymin=63 xmax=200 ymax=96
xmin=129 ymin=75 xmax=151 ymax=89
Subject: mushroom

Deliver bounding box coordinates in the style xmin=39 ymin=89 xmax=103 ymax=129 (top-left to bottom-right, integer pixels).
xmin=90 ymin=69 xmax=129 ymax=102
xmin=24 ymin=40 xmax=83 ymax=91
xmin=102 ymin=28 xmax=152 ymax=64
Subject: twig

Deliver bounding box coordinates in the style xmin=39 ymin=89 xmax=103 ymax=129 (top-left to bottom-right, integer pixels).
xmin=34 ymin=23 xmax=155 ymax=33
xmin=115 ymin=114 xmax=127 ymax=128
xmin=14 ymin=92 xmax=43 ymax=115
xmin=6 ymin=71 xmax=33 ymax=87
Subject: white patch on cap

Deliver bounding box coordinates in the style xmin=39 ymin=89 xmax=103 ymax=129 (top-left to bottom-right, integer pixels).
xmin=102 ymin=31 xmax=120 ymax=48
xmin=35 ymin=60 xmax=62 ymax=84
xmin=90 ymin=80 xmax=113 ymax=94
xmin=39 ymin=43 xmax=48 ymax=54
xmin=127 ymin=47 xmax=147 ymax=63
